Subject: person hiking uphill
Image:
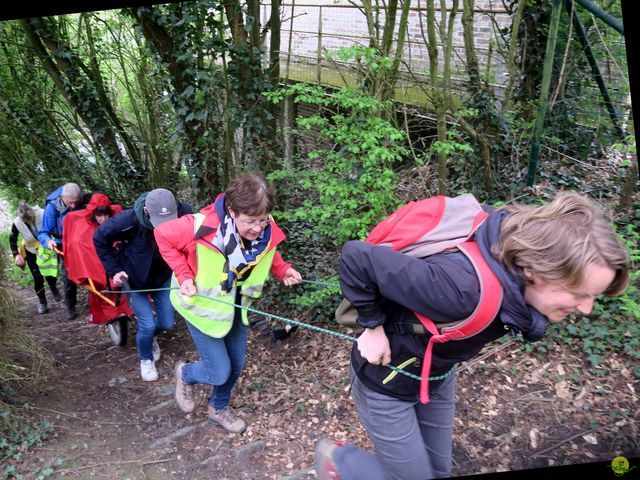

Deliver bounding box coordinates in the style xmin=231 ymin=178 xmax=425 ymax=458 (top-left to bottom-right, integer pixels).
xmin=38 ymin=183 xmax=82 ymax=320
xmin=94 ymin=188 xmax=192 ymax=382
xmin=315 ymin=192 xmax=630 ymax=480
xmin=10 ymin=201 xmax=61 ymax=314
xmin=63 ymin=192 xmax=133 ymax=326
xmin=155 ymin=171 xmax=302 ymax=434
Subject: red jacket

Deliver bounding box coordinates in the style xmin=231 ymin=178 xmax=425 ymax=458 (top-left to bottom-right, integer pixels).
xmin=63 ymin=193 xmax=124 ymax=286
xmin=62 ymin=193 xmax=132 ymax=324
xmin=154 ymin=202 xmax=292 ymax=285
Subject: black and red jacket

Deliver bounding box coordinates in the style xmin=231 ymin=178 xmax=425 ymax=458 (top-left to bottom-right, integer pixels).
xmin=339 ymin=208 xmax=548 ymax=402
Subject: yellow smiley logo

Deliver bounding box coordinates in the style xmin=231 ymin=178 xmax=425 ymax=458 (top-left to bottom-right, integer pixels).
xmin=611 ymin=456 xmax=637 ymax=477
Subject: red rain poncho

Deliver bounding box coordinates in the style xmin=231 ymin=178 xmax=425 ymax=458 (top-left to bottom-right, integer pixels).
xmin=63 ymin=193 xmax=133 ymax=324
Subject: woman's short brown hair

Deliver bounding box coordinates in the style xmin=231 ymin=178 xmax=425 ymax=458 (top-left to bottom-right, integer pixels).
xmin=493 ymin=192 xmax=630 ymax=296
xmin=18 ymin=202 xmax=34 ymax=223
xmin=225 ymin=171 xmax=276 ymax=216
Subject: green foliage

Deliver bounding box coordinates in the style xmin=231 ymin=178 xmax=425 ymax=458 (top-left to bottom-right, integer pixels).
xmin=226 ymin=42 xmax=276 ymax=158
xmin=431 ymin=131 xmax=474 ymax=158
xmin=612 ymin=135 xmax=637 ymax=157
xmin=1 ymin=403 xmax=55 ymax=476
xmin=326 ymin=46 xmax=393 ymax=74
xmin=133 ymin=1 xmax=279 ymax=197
xmin=497 ymin=0 xmax=628 ymax=179
xmin=265 ymin=51 xmax=409 ymax=245
xmin=289 ymin=280 xmax=341 ymax=310
xmin=0 ymin=232 xmax=34 ymax=288
xmin=0 ymin=242 xmax=55 ymax=479
xmin=258 ymin=215 xmax=342 ymax=326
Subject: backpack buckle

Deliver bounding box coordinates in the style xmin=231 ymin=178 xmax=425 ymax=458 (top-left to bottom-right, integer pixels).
xmin=392 ymin=322 xmax=411 ymax=335
xmin=389 ymin=322 xmax=428 ymax=336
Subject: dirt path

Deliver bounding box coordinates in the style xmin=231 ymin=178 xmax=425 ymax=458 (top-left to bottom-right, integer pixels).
xmin=11 ymin=285 xmax=640 ymax=479
xmin=14 ymin=287 xmax=368 ymax=479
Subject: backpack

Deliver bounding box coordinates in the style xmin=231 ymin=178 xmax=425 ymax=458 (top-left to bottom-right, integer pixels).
xmin=335 ymin=194 xmax=504 ymax=403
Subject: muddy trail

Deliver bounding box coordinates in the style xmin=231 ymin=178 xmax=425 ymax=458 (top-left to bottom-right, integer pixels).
xmin=8 ymin=285 xmax=640 ymax=479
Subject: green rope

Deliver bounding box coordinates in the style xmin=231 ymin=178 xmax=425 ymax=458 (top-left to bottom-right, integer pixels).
xmin=300 ymin=278 xmax=341 ymax=288
xmin=193 ymin=293 xmax=456 ymax=382
xmin=103 ymin=286 xmax=455 ymax=382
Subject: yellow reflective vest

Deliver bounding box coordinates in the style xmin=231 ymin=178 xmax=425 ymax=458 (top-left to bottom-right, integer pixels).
xmin=36 ymin=246 xmax=59 ymax=277
xmin=170 ymin=213 xmax=276 ymax=338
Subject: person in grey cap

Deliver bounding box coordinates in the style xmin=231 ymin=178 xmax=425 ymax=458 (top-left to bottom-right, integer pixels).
xmin=94 ymin=188 xmax=192 ymax=382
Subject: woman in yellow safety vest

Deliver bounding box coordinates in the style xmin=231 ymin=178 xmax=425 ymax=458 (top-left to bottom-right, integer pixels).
xmin=155 ymin=172 xmax=302 ymax=433
xmin=9 ymin=202 xmax=61 ymax=314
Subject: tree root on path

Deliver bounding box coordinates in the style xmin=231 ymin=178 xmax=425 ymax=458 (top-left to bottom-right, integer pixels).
xmin=30 ymin=406 xmax=141 ymax=426
xmin=51 ymin=457 xmax=176 ymax=477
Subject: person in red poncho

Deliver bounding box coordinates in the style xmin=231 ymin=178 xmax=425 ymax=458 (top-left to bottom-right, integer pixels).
xmin=62 ymin=193 xmax=133 ymax=325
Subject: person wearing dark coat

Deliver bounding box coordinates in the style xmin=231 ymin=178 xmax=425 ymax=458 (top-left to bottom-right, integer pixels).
xmin=314 ymin=192 xmax=630 ymax=480
xmin=94 ymin=188 xmax=192 ymax=382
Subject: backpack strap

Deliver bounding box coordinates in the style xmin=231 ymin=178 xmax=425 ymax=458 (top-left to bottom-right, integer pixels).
xmin=414 ymin=241 xmax=503 ymax=404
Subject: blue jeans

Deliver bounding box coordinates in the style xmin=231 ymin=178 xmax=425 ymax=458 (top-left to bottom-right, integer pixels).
xmin=128 ymin=279 xmax=174 ymax=361
xmin=182 ymin=312 xmax=248 ymax=410
xmin=334 ymin=365 xmax=456 ymax=480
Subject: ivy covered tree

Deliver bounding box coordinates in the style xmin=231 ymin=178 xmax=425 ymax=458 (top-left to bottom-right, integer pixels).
xmin=130 ymin=0 xmax=282 ymax=199
xmin=0 ymin=22 xmax=99 ymax=202
xmin=20 ymin=16 xmax=148 ymax=201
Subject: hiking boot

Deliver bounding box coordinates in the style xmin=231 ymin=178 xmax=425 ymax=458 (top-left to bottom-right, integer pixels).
xmin=37 ymin=303 xmax=48 ymax=314
xmin=207 ymin=406 xmax=246 ymax=434
xmin=152 ymin=337 xmax=161 ymax=362
xmin=51 ymin=287 xmax=62 ymax=302
xmin=66 ymin=307 xmax=77 ymax=320
xmin=140 ymin=359 xmax=159 ymax=382
xmin=315 ymin=438 xmax=344 ymax=480
xmin=174 ymin=362 xmax=195 ymax=413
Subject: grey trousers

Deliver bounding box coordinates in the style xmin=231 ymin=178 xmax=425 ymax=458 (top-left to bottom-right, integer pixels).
xmin=334 ymin=366 xmax=456 ymax=480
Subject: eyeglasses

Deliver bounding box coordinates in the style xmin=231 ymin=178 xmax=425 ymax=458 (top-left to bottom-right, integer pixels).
xmin=236 ymin=216 xmax=270 ymax=229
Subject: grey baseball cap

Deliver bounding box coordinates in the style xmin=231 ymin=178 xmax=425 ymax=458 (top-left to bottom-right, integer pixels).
xmin=145 ymin=188 xmax=178 ymax=227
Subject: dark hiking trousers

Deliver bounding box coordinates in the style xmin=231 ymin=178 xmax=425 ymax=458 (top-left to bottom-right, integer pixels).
xmin=333 ymin=365 xmax=456 ymax=480
xmin=25 ymin=250 xmax=57 ymax=304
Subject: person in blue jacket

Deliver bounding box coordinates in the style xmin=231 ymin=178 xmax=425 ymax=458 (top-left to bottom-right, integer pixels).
xmin=315 ymin=192 xmax=630 ymax=480
xmin=38 ymin=183 xmax=82 ymax=320
xmin=94 ymin=188 xmax=192 ymax=382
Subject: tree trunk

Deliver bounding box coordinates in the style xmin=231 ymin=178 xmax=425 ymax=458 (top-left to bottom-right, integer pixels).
xmin=619 ymin=152 xmax=638 ymax=210
xmin=20 ymin=17 xmax=146 ymax=200
xmin=502 ymin=0 xmax=527 ymax=111
xmin=132 ymin=6 xmax=221 ymax=195
xmin=462 ymin=0 xmax=492 ymax=192
xmin=224 ymin=0 xmax=248 ymax=45
xmin=526 ymin=0 xmax=562 ymax=186
xmin=382 ymin=0 xmax=412 ymax=105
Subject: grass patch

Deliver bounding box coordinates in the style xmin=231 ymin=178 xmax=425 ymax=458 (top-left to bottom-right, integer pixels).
xmin=0 ymin=252 xmax=54 ymax=478
xmin=0 ymin=232 xmax=34 ymax=289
